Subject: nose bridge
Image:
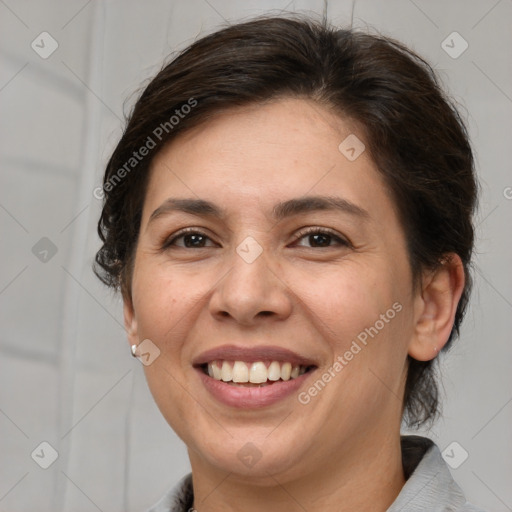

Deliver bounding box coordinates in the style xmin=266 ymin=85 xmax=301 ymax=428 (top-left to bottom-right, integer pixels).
xmin=209 ymin=237 xmax=292 ymax=324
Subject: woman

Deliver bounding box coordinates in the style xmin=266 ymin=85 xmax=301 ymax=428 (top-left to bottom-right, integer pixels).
xmin=94 ymin=16 xmax=484 ymax=512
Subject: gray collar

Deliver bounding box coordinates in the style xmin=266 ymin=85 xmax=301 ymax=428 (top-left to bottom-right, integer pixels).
xmin=387 ymin=435 xmax=480 ymax=511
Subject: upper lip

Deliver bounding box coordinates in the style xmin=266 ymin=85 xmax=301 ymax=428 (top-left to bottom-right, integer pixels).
xmin=192 ymin=344 xmax=318 ymax=367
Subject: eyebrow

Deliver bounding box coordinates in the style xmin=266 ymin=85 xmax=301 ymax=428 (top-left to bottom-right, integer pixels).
xmin=148 ymin=195 xmax=370 ymax=225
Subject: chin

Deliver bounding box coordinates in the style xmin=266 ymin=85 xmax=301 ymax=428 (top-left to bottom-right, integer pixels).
xmin=188 ymin=428 xmax=312 ymax=483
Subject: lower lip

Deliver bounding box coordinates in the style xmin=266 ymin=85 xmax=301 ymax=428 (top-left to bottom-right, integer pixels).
xmin=196 ymin=368 xmax=314 ymax=408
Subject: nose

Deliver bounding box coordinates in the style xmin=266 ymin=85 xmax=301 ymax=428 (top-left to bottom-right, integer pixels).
xmin=208 ymin=247 xmax=293 ymax=326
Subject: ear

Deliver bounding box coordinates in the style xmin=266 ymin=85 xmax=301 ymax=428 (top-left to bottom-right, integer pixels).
xmin=408 ymin=253 xmax=465 ymax=361
xmin=123 ymin=296 xmax=139 ymax=348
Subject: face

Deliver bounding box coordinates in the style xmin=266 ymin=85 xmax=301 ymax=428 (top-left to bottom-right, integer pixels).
xmin=125 ymin=98 xmax=420 ymax=483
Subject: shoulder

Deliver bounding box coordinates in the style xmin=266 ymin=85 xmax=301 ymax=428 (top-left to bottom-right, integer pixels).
xmin=144 ymin=473 xmax=193 ymax=512
xmin=386 ymin=436 xmax=488 ymax=512
xmin=460 ymin=505 xmax=487 ymax=512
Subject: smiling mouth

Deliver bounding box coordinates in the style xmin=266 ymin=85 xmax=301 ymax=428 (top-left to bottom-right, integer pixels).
xmin=199 ymin=360 xmax=317 ymax=387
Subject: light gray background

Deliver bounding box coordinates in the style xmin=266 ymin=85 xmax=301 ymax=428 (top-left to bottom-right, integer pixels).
xmin=1 ymin=1 xmax=511 ymax=511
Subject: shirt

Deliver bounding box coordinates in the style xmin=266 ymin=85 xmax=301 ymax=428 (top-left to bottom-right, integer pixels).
xmin=145 ymin=435 xmax=486 ymax=512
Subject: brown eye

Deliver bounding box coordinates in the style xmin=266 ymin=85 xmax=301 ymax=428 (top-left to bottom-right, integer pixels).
xmin=293 ymin=228 xmax=349 ymax=248
xmin=181 ymin=233 xmax=208 ymax=247
xmin=307 ymin=233 xmax=332 ymax=247
xmin=163 ymin=229 xmax=216 ymax=249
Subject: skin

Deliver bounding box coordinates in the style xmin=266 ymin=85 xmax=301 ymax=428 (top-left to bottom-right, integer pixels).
xmin=124 ymin=98 xmax=465 ymax=512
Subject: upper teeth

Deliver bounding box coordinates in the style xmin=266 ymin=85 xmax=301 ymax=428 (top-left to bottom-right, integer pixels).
xmin=207 ymin=360 xmax=306 ymax=383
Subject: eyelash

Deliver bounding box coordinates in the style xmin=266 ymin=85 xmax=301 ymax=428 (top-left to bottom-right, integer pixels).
xmin=162 ymin=226 xmax=351 ymax=250
xmin=293 ymin=226 xmax=351 ymax=248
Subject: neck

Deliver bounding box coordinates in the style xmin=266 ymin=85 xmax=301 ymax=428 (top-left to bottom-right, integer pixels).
xmin=189 ymin=432 xmax=405 ymax=512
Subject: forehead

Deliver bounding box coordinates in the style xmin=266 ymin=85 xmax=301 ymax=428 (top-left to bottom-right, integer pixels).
xmin=143 ymin=98 xmax=394 ymax=224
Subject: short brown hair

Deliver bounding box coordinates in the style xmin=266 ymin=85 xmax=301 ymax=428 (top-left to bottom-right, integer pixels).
xmin=94 ymin=16 xmax=477 ymax=428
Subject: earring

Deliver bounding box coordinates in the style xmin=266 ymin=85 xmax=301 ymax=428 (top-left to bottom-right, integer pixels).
xmin=131 ymin=344 xmax=138 ymax=357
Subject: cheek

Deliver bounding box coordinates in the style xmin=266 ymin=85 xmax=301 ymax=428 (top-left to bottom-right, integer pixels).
xmin=287 ymin=260 xmax=412 ymax=402
xmin=130 ymin=261 xmax=200 ymax=435
xmin=289 ymin=262 xmax=398 ymax=347
xmin=130 ymin=257 xmax=193 ymax=352
xmin=132 ymin=275 xmax=173 ymax=336
xmin=302 ymin=267 xmax=410 ymax=414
